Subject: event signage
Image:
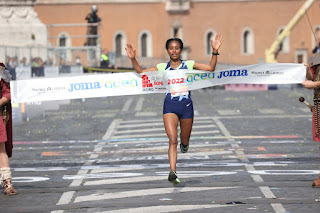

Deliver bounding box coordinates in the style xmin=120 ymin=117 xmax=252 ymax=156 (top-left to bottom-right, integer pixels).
xmin=10 ymin=63 xmax=306 ymax=103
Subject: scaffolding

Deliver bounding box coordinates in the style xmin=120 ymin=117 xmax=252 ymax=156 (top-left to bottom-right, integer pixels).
xmin=47 ymin=22 xmax=101 ymax=67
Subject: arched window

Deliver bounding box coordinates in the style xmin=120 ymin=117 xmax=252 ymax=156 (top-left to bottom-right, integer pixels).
xmin=59 ymin=35 xmax=66 ymax=47
xmin=204 ymin=30 xmax=215 ymax=56
xmin=115 ymin=34 xmax=122 ymax=57
xmin=172 ymin=20 xmax=183 ymax=39
xmin=207 ymin=32 xmax=213 ymax=55
xmin=242 ymin=28 xmax=254 ymax=55
xmin=313 ymin=26 xmax=320 ymax=53
xmin=57 ymin=32 xmax=71 ymax=63
xmin=113 ymin=31 xmax=127 ymax=57
xmin=141 ymin=34 xmax=147 ymax=57
xmin=277 ymin=27 xmax=289 ymax=54
xmin=138 ymin=30 xmax=153 ymax=58
xmin=243 ymin=31 xmax=249 ymax=53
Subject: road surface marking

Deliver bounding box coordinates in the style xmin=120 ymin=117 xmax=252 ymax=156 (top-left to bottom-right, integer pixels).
xmin=134 ymin=97 xmax=144 ymax=111
xmin=212 ymin=117 xmax=287 ymax=213
xmin=82 ymin=173 xmax=237 ymax=186
xmin=121 ymin=98 xmax=133 ymax=112
xmin=98 ymin=204 xmax=232 ymax=213
xmin=57 ymin=191 xmax=75 ymax=205
xmin=74 ymin=186 xmax=239 ymax=203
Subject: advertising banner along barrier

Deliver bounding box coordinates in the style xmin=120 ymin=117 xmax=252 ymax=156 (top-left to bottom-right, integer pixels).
xmin=10 ymin=63 xmax=306 ymax=103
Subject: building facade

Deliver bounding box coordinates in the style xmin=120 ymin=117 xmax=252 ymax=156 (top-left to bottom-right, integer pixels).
xmin=32 ymin=0 xmax=320 ymax=67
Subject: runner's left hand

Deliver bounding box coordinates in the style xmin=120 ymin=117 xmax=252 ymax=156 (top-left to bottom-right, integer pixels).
xmin=211 ymin=33 xmax=224 ymax=52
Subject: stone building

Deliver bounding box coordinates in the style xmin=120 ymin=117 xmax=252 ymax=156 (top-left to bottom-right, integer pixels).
xmin=6 ymin=0 xmax=320 ymax=67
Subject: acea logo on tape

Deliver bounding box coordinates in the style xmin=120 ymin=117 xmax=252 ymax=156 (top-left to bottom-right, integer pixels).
xmin=185 ymin=69 xmax=248 ymax=82
xmin=68 ymin=78 xmax=139 ymax=92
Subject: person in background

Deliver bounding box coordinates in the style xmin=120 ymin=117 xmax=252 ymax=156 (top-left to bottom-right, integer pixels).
xmin=19 ymin=57 xmax=28 ymax=67
xmin=0 ymin=63 xmax=16 ymax=195
xmin=85 ymin=5 xmax=101 ymax=46
xmin=302 ymin=55 xmax=320 ymax=187
xmin=100 ymin=49 xmax=111 ymax=68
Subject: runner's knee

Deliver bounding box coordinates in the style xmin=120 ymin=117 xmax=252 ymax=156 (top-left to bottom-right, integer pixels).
xmin=168 ymin=137 xmax=178 ymax=146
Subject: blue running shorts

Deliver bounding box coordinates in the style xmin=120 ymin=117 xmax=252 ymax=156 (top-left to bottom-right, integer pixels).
xmin=163 ymin=97 xmax=194 ymax=119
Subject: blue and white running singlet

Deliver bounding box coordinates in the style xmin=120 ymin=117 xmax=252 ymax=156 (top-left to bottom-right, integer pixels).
xmin=157 ymin=60 xmax=194 ymax=119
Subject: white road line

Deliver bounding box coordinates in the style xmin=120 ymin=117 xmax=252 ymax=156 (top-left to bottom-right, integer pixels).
xmin=112 ymin=130 xmax=220 ymax=139
xmin=217 ymin=110 xmax=241 ymax=115
xmin=94 ymin=147 xmax=102 ymax=152
xmin=119 ymin=120 xmax=214 ymax=126
xmin=89 ymin=154 xmax=99 ymax=159
xmin=108 ymin=151 xmax=231 ymax=159
xmin=259 ymin=186 xmax=276 ymax=198
xmin=121 ymin=98 xmax=133 ymax=112
xmin=56 ymin=191 xmax=75 ymax=205
xmin=135 ymin=97 xmax=144 ymax=111
xmin=271 ymin=203 xmax=287 ymax=213
xmin=121 ymin=117 xmax=213 ymax=123
xmin=83 ymin=176 xmax=154 ymax=186
xmin=74 ymin=187 xmax=239 ymax=203
xmin=69 ymin=169 xmax=89 ymax=187
xmin=102 ymin=119 xmax=121 ymax=140
xmin=107 ymin=139 xmax=168 ymax=145
xmin=246 ymin=165 xmax=264 ymax=182
xmin=251 ymin=175 xmax=264 ymax=182
xmin=135 ymin=112 xmax=158 ymax=116
xmin=258 ymin=108 xmax=284 ymax=114
xmin=115 ymin=125 xmax=218 ymax=134
xmin=94 ymin=143 xmax=232 ymax=152
xmin=119 ymin=120 xmax=212 ymax=128
xmin=91 ymin=114 xmax=115 ymax=118
xmin=98 ymin=204 xmax=232 ymax=213
xmin=83 ymin=174 xmax=231 ymax=185
xmin=69 ymin=179 xmax=83 ymax=187
xmin=95 ymin=151 xmax=231 ymax=163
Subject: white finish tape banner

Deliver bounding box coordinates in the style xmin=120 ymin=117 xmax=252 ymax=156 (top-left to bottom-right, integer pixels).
xmin=10 ymin=63 xmax=306 ymax=103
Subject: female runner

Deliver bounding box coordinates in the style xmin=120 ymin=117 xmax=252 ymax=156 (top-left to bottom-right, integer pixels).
xmin=125 ymin=34 xmax=223 ymax=184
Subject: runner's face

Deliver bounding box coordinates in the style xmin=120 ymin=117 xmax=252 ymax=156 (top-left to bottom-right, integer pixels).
xmin=167 ymin=41 xmax=181 ymax=60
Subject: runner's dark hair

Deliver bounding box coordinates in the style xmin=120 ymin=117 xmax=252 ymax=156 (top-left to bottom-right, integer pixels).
xmin=166 ymin=38 xmax=183 ymax=50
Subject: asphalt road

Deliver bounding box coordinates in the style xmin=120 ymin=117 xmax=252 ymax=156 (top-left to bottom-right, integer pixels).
xmin=1 ymin=87 xmax=320 ymax=213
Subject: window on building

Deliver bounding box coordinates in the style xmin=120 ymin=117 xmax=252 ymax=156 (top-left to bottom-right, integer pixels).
xmin=173 ymin=27 xmax=179 ymax=38
xmin=276 ymin=28 xmax=289 ymax=54
xmin=316 ymin=27 xmax=320 ymax=38
xmin=116 ymin=34 xmax=122 ymax=57
xmin=57 ymin=33 xmax=71 ymax=63
xmin=207 ymin=32 xmax=213 ymax=55
xmin=59 ymin=35 xmax=66 ymax=47
xmin=243 ymin=31 xmax=249 ymax=53
xmin=279 ymin=29 xmax=284 ymax=52
xmin=297 ymin=54 xmax=303 ymax=63
xmin=141 ymin=33 xmax=147 ymax=57
xmin=313 ymin=27 xmax=320 ymax=53
xmin=242 ymin=28 xmax=254 ymax=55
xmin=139 ymin=30 xmax=153 ymax=58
